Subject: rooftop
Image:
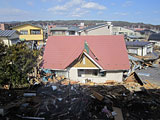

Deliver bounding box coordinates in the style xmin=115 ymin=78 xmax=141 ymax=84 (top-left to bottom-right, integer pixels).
xmin=42 ymin=35 xmax=130 ymax=70
xmin=78 ymin=23 xmax=109 ymax=32
xmin=148 ymin=33 xmax=160 ymax=41
xmin=126 ymin=41 xmax=151 ymax=47
xmin=50 ymin=26 xmax=79 ymax=31
xmin=136 ymin=67 xmax=160 ymax=86
xmin=0 ymin=30 xmax=18 ymax=37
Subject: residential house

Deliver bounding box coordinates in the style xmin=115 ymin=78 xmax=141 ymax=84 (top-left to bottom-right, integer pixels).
xmin=112 ymin=26 xmax=144 ymax=41
xmin=136 ymin=29 xmax=156 ymax=35
xmin=78 ymin=22 xmax=112 ymax=35
xmin=48 ymin=25 xmax=79 ymax=36
xmin=12 ymin=24 xmax=44 ymax=45
xmin=112 ymin=26 xmax=137 ymax=36
xmin=148 ymin=33 xmax=160 ymax=46
xmin=126 ymin=41 xmax=153 ymax=56
xmin=0 ymin=30 xmax=20 ymax=46
xmin=42 ymin=35 xmax=130 ymax=83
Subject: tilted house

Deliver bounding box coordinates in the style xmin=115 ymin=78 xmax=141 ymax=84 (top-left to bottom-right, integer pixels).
xmin=0 ymin=30 xmax=20 ymax=46
xmin=42 ymin=35 xmax=130 ymax=83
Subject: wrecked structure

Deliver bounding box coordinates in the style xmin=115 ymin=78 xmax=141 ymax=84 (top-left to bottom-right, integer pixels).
xmin=0 ymin=79 xmax=160 ymax=120
xmin=42 ymin=35 xmax=130 ymax=83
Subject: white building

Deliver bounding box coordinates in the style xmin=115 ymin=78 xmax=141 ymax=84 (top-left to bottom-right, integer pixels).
xmin=42 ymin=35 xmax=130 ymax=83
xmin=126 ymin=41 xmax=153 ymax=56
xmin=0 ymin=30 xmax=20 ymax=46
xmin=78 ymin=22 xmax=112 ymax=36
xmin=112 ymin=26 xmax=145 ymax=41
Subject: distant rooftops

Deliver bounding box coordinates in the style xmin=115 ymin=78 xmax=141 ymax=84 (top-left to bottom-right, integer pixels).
xmin=12 ymin=23 xmax=42 ymax=29
xmin=78 ymin=23 xmax=111 ymax=32
xmin=49 ymin=26 xmax=79 ymax=31
xmin=126 ymin=41 xmax=151 ymax=47
xmin=0 ymin=30 xmax=19 ymax=37
xmin=137 ymin=29 xmax=156 ymax=34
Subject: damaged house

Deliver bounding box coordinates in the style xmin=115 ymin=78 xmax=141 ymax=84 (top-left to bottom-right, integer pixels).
xmin=42 ymin=35 xmax=130 ymax=83
xmin=126 ymin=41 xmax=153 ymax=56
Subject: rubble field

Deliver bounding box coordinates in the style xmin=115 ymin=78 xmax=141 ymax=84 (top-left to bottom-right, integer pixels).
xmin=0 ymin=81 xmax=160 ymax=120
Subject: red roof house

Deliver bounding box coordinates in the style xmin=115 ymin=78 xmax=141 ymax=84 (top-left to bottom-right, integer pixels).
xmin=42 ymin=35 xmax=130 ymax=83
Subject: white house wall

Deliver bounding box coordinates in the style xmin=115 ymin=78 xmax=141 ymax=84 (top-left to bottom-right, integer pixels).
xmin=81 ymin=26 xmax=111 ymax=35
xmin=0 ymin=37 xmax=12 ymax=46
xmin=68 ymin=67 xmax=123 ymax=83
xmin=150 ymin=40 xmax=160 ymax=46
xmin=127 ymin=46 xmax=149 ymax=56
xmin=112 ymin=27 xmax=142 ymax=37
xmin=127 ymin=43 xmax=153 ymax=56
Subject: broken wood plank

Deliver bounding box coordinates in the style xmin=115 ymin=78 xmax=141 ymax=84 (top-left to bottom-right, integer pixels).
xmin=16 ymin=115 xmax=45 ymax=120
xmin=90 ymin=89 xmax=104 ymax=101
xmin=145 ymin=80 xmax=155 ymax=88
xmin=112 ymin=107 xmax=124 ymax=120
xmin=0 ymin=98 xmax=29 ymax=116
xmin=0 ymin=108 xmax=8 ymax=116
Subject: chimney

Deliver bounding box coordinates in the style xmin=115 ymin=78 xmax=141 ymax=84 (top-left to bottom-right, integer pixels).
xmin=107 ymin=22 xmax=113 ymax=35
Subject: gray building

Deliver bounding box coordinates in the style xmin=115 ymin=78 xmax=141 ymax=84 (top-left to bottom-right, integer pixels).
xmin=0 ymin=30 xmax=20 ymax=46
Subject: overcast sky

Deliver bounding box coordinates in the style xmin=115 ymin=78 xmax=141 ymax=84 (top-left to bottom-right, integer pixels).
xmin=0 ymin=0 xmax=160 ymax=25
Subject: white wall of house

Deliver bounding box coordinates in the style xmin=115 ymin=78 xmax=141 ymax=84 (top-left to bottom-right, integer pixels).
xmin=68 ymin=67 xmax=123 ymax=83
xmin=0 ymin=37 xmax=12 ymax=46
xmin=106 ymin=71 xmax=123 ymax=82
xmin=127 ymin=47 xmax=145 ymax=56
xmin=54 ymin=70 xmax=68 ymax=78
xmin=149 ymin=40 xmax=160 ymax=46
xmin=0 ymin=32 xmax=19 ymax=46
xmin=112 ymin=27 xmax=142 ymax=37
xmin=80 ymin=26 xmax=112 ymax=36
xmin=127 ymin=44 xmax=153 ymax=56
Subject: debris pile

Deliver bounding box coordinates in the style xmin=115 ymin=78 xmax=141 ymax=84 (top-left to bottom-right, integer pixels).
xmin=0 ymin=82 xmax=160 ymax=120
xmin=90 ymin=85 xmax=160 ymax=120
xmin=0 ymin=83 xmax=116 ymax=120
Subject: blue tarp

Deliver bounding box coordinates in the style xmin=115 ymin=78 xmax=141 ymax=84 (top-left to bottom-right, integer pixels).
xmin=42 ymin=69 xmax=52 ymax=74
xmin=42 ymin=69 xmax=53 ymax=82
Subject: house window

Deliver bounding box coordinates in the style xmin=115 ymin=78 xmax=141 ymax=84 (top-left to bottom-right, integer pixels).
xmin=20 ymin=30 xmax=28 ymax=35
xmin=78 ymin=69 xmax=99 ymax=77
xmin=130 ymin=33 xmax=133 ymax=36
xmin=78 ymin=69 xmax=84 ymax=77
xmin=128 ymin=48 xmax=138 ymax=54
xmin=93 ymin=70 xmax=98 ymax=76
xmin=99 ymin=71 xmax=106 ymax=77
xmin=69 ymin=31 xmax=75 ymax=35
xmin=147 ymin=47 xmax=152 ymax=53
xmin=30 ymin=30 xmax=41 ymax=34
xmin=119 ymin=32 xmax=124 ymax=34
xmin=51 ymin=31 xmax=65 ymax=35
